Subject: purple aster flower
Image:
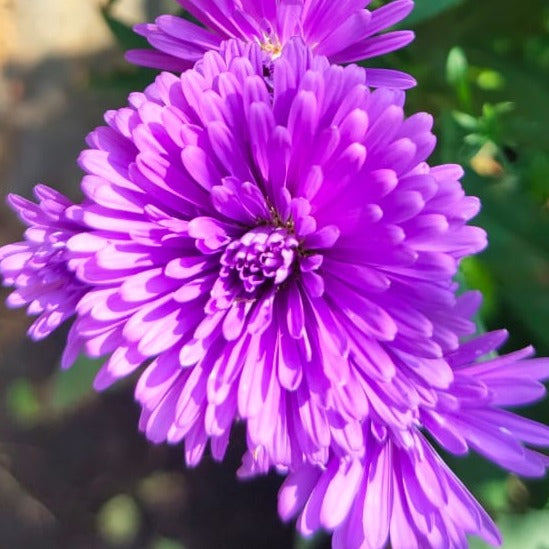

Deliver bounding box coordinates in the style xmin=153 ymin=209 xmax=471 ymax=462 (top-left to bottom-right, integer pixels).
xmin=127 ymin=0 xmax=416 ymax=88
xmin=65 ymin=39 xmax=486 ymax=469
xmin=278 ymin=332 xmax=549 ymax=549
xmin=0 ymin=185 xmax=88 ymax=365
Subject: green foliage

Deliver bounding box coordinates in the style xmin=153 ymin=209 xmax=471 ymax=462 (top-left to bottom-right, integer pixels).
xmin=476 ymin=69 xmax=505 ymax=91
xmin=5 ymin=378 xmax=41 ymax=425
xmin=453 ymin=101 xmax=514 ymax=147
xmin=447 ymin=46 xmax=472 ymax=110
xmin=405 ymin=0 xmax=464 ymax=26
xmin=459 ymin=256 xmax=497 ymax=320
xmin=101 ymin=8 xmax=148 ymax=51
xmin=470 ymin=509 xmax=549 ymax=548
xmin=91 ymin=2 xmax=159 ymax=94
xmin=50 ymin=354 xmax=102 ymax=411
xmin=97 ymin=494 xmax=141 ymax=546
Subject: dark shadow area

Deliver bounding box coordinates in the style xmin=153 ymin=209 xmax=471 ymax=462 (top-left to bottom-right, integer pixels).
xmin=0 ymin=388 xmax=299 ymax=549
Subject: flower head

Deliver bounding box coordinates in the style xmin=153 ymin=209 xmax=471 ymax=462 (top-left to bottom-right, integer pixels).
xmin=278 ymin=332 xmax=549 ymax=548
xmin=66 ymin=39 xmax=487 ymax=471
xmin=0 ymin=185 xmax=88 ymax=347
xmin=127 ymin=0 xmax=416 ymax=88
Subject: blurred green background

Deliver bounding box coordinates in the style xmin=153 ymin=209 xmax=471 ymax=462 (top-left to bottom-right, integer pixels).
xmin=0 ymin=0 xmax=548 ymax=547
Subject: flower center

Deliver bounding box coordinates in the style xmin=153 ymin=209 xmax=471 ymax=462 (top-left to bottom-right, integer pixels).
xmin=259 ymin=34 xmax=283 ymax=59
xmin=220 ymin=227 xmax=298 ymax=294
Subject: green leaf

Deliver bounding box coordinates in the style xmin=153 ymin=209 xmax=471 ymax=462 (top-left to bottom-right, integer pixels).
xmin=447 ymin=47 xmax=469 ymax=86
xmin=5 ymin=379 xmax=41 ymax=425
xmin=477 ymin=478 xmax=509 ymax=513
xmin=477 ymin=70 xmax=506 ymax=91
xmin=459 ymin=256 xmax=498 ymax=324
xmin=469 ymin=509 xmax=549 ymax=548
xmin=50 ymin=355 xmax=102 ymax=411
xmin=467 ymin=51 xmax=549 ymax=150
xmin=89 ymin=66 xmax=157 ymax=94
xmin=446 ymin=47 xmax=473 ymax=111
xmin=443 ymin=452 xmax=508 ymax=511
xmin=405 ymin=0 xmax=464 ymax=26
xmin=97 ymin=494 xmax=141 ymax=546
xmin=452 ymin=111 xmax=479 ymax=131
xmin=470 ymin=179 xmax=549 ymax=352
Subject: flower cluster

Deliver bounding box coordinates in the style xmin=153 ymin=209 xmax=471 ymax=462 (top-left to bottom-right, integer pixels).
xmin=1 ymin=2 xmax=549 ymax=548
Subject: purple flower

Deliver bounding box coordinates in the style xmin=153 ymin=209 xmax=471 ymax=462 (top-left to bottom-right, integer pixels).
xmin=127 ymin=0 xmax=416 ymax=88
xmin=65 ymin=39 xmax=486 ymax=469
xmin=0 ymin=185 xmax=88 ymax=360
xmin=278 ymin=332 xmax=549 ymax=549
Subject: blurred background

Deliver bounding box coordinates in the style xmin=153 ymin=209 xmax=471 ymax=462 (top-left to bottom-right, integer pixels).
xmin=0 ymin=0 xmax=548 ymax=547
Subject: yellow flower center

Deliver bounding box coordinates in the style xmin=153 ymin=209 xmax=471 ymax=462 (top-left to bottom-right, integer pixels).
xmin=260 ymin=34 xmax=283 ymax=59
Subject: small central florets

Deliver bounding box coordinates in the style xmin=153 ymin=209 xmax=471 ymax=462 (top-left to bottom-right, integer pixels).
xmin=220 ymin=227 xmax=298 ymax=293
xmin=259 ymin=33 xmax=283 ymax=59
